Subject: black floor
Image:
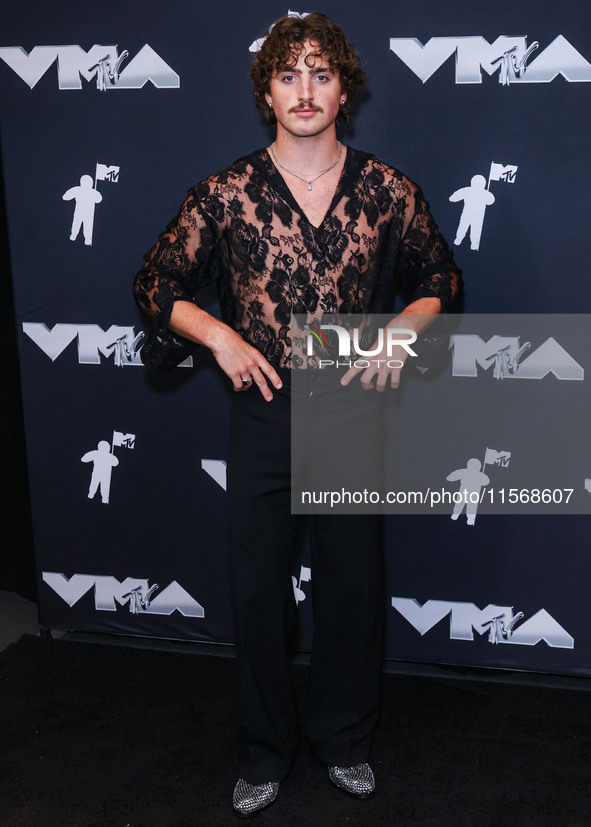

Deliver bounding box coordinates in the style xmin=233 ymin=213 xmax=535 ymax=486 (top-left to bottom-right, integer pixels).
xmin=2 ymin=633 xmax=591 ymax=827
xmin=0 ymin=590 xmax=40 ymax=653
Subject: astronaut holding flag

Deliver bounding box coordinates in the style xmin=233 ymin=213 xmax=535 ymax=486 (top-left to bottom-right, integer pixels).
xmin=449 ymin=161 xmax=518 ymax=251
xmin=62 ymin=162 xmax=120 ymax=246
xmin=80 ymin=431 xmax=135 ymax=505
xmin=446 ymin=448 xmax=511 ymax=525
xmin=292 ymin=565 xmax=311 ymax=605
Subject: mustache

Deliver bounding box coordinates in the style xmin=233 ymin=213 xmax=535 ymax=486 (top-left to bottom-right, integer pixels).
xmin=289 ymin=103 xmax=323 ymax=113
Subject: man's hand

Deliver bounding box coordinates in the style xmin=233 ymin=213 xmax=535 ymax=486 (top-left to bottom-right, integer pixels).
xmin=340 ymin=345 xmax=408 ymax=391
xmin=210 ymin=325 xmax=282 ymax=402
xmin=170 ymin=300 xmax=282 ymax=401
xmin=339 ymin=298 xmax=442 ymax=391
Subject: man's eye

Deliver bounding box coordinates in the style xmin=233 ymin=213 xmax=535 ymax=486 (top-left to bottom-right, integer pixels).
xmin=281 ymin=74 xmax=296 ymax=82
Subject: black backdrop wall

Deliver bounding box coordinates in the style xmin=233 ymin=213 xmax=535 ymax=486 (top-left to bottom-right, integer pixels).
xmin=2 ymin=0 xmax=590 ymax=674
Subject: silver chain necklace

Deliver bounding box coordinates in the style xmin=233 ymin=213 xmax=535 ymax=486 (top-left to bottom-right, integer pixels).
xmin=269 ymin=142 xmax=342 ymax=191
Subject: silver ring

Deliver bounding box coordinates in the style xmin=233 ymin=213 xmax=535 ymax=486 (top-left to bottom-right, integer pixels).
xmin=241 ymin=377 xmax=252 ymax=388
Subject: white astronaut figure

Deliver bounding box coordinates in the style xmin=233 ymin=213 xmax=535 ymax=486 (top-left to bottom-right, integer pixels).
xmin=62 ymin=175 xmax=103 ymax=246
xmin=449 ymin=174 xmax=495 ymax=251
xmin=81 ymin=440 xmax=119 ymax=504
xmin=446 ymin=457 xmax=490 ymax=526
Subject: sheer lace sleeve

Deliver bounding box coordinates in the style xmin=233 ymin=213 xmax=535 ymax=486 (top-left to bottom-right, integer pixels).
xmin=132 ymin=177 xmax=231 ymax=369
xmin=133 ymin=178 xmax=228 ymax=334
xmin=396 ymin=185 xmax=462 ymax=312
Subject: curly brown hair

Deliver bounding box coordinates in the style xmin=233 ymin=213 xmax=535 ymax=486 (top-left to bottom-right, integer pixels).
xmin=250 ymin=12 xmax=368 ymax=125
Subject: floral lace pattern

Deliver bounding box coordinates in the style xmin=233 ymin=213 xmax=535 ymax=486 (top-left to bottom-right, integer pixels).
xmin=133 ymin=148 xmax=461 ymax=368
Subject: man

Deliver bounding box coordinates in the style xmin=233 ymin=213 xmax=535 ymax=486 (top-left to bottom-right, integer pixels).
xmin=133 ymin=12 xmax=461 ymax=817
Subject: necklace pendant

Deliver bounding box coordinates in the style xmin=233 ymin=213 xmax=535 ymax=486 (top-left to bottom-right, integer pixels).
xmin=307 ymin=182 xmax=312 ymax=191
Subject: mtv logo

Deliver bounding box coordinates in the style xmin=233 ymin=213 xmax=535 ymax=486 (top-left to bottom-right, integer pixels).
xmin=389 ymin=35 xmax=591 ymax=85
xmin=450 ymin=334 xmax=584 ymax=380
xmin=22 ymin=322 xmax=193 ymax=368
xmin=42 ymin=572 xmax=205 ymax=617
xmin=0 ymin=44 xmax=180 ymax=90
xmin=392 ymin=597 xmax=574 ymax=648
xmin=96 ymin=163 xmax=120 ymax=182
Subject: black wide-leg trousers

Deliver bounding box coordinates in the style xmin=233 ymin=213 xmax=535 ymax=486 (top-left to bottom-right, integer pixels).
xmin=227 ymin=370 xmax=384 ymax=784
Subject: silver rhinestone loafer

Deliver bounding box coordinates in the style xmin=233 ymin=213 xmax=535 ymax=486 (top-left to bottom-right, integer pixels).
xmin=328 ymin=762 xmax=375 ymax=799
xmin=232 ymin=779 xmax=279 ymax=818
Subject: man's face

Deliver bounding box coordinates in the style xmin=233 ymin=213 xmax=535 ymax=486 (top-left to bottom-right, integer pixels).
xmin=265 ymin=40 xmax=344 ymax=140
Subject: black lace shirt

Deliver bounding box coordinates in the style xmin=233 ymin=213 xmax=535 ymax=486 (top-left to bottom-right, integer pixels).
xmin=133 ymin=147 xmax=462 ymax=368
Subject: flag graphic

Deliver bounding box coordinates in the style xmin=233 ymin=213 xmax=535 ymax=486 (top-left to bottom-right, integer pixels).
xmin=488 ymin=162 xmax=518 ymax=185
xmin=95 ymin=163 xmax=120 ymax=183
xmin=483 ymin=447 xmax=511 ymax=468
xmin=112 ymin=431 xmax=135 ymax=449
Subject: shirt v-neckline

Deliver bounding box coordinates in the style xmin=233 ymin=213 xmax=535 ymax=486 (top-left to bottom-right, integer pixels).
xmin=263 ymin=145 xmax=354 ymax=231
